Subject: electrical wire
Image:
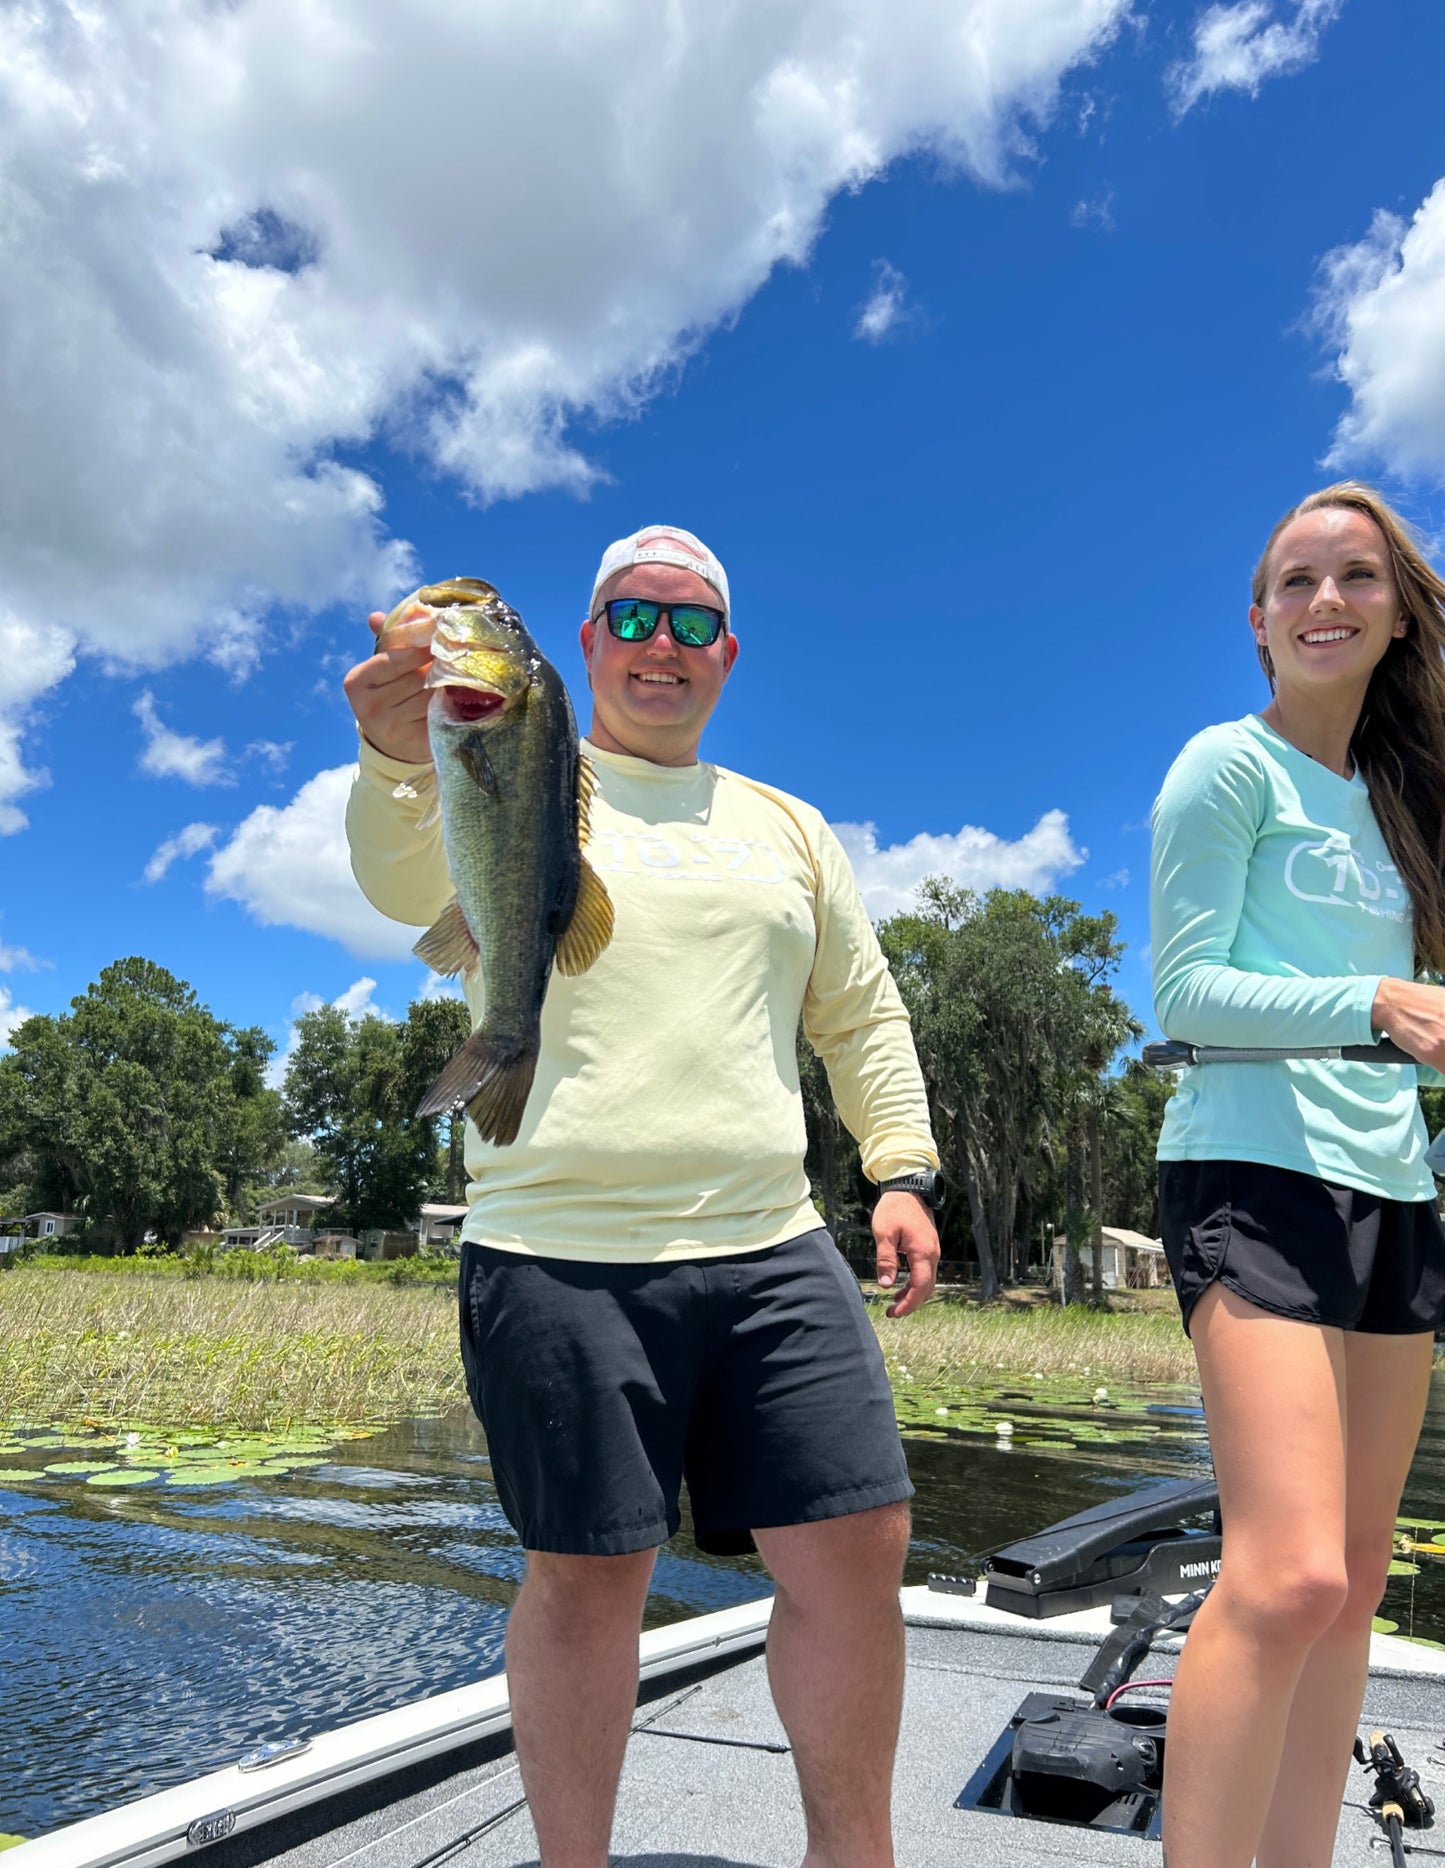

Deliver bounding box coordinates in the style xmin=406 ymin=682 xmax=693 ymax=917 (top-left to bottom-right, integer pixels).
xmin=1104 ymin=1679 xmax=1173 ymax=1711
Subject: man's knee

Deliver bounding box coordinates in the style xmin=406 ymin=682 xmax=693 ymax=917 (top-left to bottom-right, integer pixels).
xmin=758 ymin=1501 xmax=911 ymax=1605
xmin=518 ymin=1546 xmax=658 ymax=1630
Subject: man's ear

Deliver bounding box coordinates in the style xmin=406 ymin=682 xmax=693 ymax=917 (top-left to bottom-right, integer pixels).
xmin=722 ymin=633 xmax=739 ymax=677
xmin=579 ymin=617 xmax=596 ymax=690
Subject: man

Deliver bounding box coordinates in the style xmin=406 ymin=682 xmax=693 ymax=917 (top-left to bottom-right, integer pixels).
xmin=344 ymin=525 xmax=942 ymax=1868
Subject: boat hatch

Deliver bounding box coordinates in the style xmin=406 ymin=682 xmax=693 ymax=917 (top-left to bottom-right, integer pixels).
xmin=954 ymin=1690 xmax=1166 ymax=1838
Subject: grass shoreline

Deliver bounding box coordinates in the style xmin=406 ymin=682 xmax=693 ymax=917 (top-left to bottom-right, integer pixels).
xmin=5 ymin=1259 xmax=1438 ymax=1430
xmin=0 ymin=1261 xmax=1209 ymax=1428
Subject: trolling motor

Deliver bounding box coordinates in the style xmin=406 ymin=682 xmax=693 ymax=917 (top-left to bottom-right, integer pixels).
xmin=1354 ymin=1731 xmax=1434 ymax=1868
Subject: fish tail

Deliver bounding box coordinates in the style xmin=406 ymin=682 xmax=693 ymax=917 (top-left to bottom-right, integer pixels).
xmin=415 ymin=1030 xmax=540 ymax=1148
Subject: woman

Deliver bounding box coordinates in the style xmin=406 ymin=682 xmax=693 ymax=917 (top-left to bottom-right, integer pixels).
xmin=1151 ymin=481 xmax=1445 ymax=1868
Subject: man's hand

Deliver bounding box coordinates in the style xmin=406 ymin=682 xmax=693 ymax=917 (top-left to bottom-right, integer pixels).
xmin=872 ymin=1190 xmax=940 ymax=1320
xmin=342 ymin=612 xmax=433 ymax=765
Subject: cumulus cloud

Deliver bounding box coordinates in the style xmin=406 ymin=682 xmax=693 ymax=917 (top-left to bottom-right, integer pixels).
xmin=419 ymin=971 xmax=466 ymax=1004
xmin=0 ymin=985 xmax=34 ymax=1051
xmin=0 ymin=0 xmax=1130 ymax=697
xmin=1309 ymin=182 xmax=1445 ymax=482
xmin=1168 ymin=0 xmax=1344 ymax=117
xmin=832 ymin=808 xmax=1086 ymax=921
xmin=135 ymin=692 xmax=232 ymax=786
xmin=205 ymin=764 xmax=419 ymax=960
xmin=0 ymin=610 xmax=76 ymax=834
xmin=854 ymin=262 xmax=911 ymax=343
xmin=143 ymin=820 xmax=219 ymax=884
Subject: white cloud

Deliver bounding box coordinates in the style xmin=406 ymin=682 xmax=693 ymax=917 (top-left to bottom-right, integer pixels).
xmin=0 ymin=985 xmax=34 ymax=1051
xmin=1069 ymin=190 xmax=1115 ymax=232
xmin=832 ymin=808 xmax=1086 ymax=920
xmin=265 ymin=978 xmax=394 ymax=1086
xmin=419 ymin=971 xmax=466 ymax=1004
xmin=0 ymin=940 xmax=40 ymax=972
xmin=0 ymin=609 xmax=76 ymax=834
xmin=247 ymin=739 xmax=293 ymax=774
xmin=854 ymin=261 xmax=910 ymax=343
xmin=205 ymin=764 xmax=420 ymax=961
xmin=143 ymin=820 xmax=219 ymax=884
xmin=1168 ymin=0 xmax=1344 ymax=117
xmin=1309 ymin=182 xmax=1445 ymax=482
xmin=333 ymin=976 xmax=384 ymax=1021
xmin=135 ymin=692 xmax=232 ymax=786
xmin=0 ymin=0 xmax=1130 ymax=698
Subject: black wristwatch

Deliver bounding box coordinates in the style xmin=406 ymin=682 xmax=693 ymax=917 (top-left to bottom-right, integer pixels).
xmin=877 ymin=1169 xmax=946 ymax=1215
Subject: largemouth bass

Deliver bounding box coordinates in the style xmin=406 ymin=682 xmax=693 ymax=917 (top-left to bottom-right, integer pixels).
xmin=378 ymin=578 xmax=614 ymax=1145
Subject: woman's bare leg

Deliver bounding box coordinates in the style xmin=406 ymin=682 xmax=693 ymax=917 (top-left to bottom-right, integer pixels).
xmin=1256 ymin=1329 xmax=1434 ymax=1868
xmin=1161 ymin=1286 xmax=1351 ymax=1868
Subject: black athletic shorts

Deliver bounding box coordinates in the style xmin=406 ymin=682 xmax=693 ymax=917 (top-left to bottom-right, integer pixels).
xmin=1159 ymin=1158 xmax=1445 ymax=1338
xmin=457 ymin=1226 xmax=913 ymax=1557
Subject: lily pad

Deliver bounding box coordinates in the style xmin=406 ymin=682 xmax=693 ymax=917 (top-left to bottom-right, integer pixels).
xmin=165 ymin=1465 xmax=255 ymax=1486
xmin=85 ymin=1469 xmax=159 ymax=1488
xmin=0 ymin=1468 xmax=49 ymax=1483
xmin=45 ymin=1461 xmax=120 ymax=1476
xmin=1372 ymin=1616 xmax=1400 ymax=1635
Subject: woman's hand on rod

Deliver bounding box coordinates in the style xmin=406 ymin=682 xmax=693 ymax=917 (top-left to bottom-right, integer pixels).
xmin=1372 ymin=978 xmax=1445 ymax=1072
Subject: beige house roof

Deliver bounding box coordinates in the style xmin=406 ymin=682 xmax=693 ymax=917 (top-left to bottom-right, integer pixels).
xmin=1101 ymin=1226 xmax=1165 ymax=1253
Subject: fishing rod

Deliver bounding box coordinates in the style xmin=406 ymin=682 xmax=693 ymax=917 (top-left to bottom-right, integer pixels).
xmin=1145 ymin=1037 xmax=1445 ymax=1171
xmin=1143 ymin=1039 xmax=1417 ymax=1068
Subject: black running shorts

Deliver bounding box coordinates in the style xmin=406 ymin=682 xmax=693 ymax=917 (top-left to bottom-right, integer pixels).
xmin=457 ymin=1226 xmax=913 ymax=1556
xmin=1159 ymin=1157 xmax=1445 ymax=1338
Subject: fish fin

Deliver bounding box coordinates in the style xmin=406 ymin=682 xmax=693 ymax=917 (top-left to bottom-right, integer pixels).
xmin=458 ymin=733 xmax=498 ymax=796
xmin=577 ymin=755 xmax=599 ymax=842
xmin=555 ymin=855 xmax=615 ymax=977
xmin=412 ymin=898 xmax=479 ymax=977
xmin=416 ymin=793 xmax=441 ymax=830
xmin=415 ymin=1030 xmax=539 ymax=1148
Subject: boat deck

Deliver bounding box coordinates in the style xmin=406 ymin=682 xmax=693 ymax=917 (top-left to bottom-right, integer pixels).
xmin=142 ymin=1592 xmax=1445 ymax=1868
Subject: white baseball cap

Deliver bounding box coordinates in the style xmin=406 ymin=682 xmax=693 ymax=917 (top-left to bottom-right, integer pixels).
xmin=590 ymin=524 xmax=730 ymax=618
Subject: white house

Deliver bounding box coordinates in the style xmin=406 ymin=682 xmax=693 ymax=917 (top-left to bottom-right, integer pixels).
xmin=417 ymin=1203 xmax=469 ymax=1249
xmin=220 ymin=1194 xmax=336 ymax=1250
xmin=1052 ymin=1227 xmax=1170 ymax=1291
xmin=25 ymin=1211 xmax=83 ymax=1240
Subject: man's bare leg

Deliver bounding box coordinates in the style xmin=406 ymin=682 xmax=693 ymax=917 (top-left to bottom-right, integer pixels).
xmin=754 ymin=1502 xmax=911 ymax=1868
xmin=505 ymin=1547 xmax=658 ymax=1868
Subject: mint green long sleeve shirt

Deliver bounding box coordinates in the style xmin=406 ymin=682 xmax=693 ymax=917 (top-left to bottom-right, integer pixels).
xmin=1151 ymin=714 xmax=1436 ymax=1200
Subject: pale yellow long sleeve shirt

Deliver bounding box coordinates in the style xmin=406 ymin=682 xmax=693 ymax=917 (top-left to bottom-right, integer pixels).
xmin=346 ymin=735 xmax=938 ymax=1261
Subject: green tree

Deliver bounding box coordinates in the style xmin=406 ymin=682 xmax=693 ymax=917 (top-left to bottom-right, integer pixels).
xmin=0 ymin=958 xmax=285 ymax=1249
xmin=1099 ymin=1060 xmax=1175 ymax=1239
xmin=284 ymin=1005 xmax=434 ymax=1232
xmin=798 ymin=1034 xmax=868 ymax=1251
xmin=399 ymin=997 xmax=474 ymax=1203
xmin=878 ymin=883 xmax=1139 ymax=1301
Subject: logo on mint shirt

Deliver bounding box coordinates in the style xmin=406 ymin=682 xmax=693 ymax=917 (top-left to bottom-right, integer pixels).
xmin=1284 ymin=833 xmax=1405 ymax=922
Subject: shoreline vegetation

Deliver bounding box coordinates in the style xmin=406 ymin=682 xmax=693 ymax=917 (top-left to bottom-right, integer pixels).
xmin=1 ymin=1259 xmax=1211 ymax=1430
xmin=4 ymin=1259 xmax=1439 ymax=1433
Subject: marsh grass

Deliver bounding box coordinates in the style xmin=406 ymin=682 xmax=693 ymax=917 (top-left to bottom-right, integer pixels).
xmin=0 ymin=1268 xmax=465 ymax=1429
xmin=869 ymin=1292 xmax=1199 ymax=1386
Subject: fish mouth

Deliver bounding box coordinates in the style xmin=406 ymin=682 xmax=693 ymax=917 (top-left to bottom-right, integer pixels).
xmin=435 ymin=684 xmax=509 ymax=724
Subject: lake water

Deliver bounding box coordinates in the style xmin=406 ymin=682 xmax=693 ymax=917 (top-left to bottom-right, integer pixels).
xmin=5 ymin=1374 xmax=1445 ymax=1844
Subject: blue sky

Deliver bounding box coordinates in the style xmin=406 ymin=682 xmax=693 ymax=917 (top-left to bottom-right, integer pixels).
xmin=3 ymin=0 xmax=1444 ymax=1078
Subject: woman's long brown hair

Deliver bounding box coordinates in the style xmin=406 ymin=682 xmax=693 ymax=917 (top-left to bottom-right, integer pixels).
xmin=1253 ymin=481 xmax=1445 ymax=974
